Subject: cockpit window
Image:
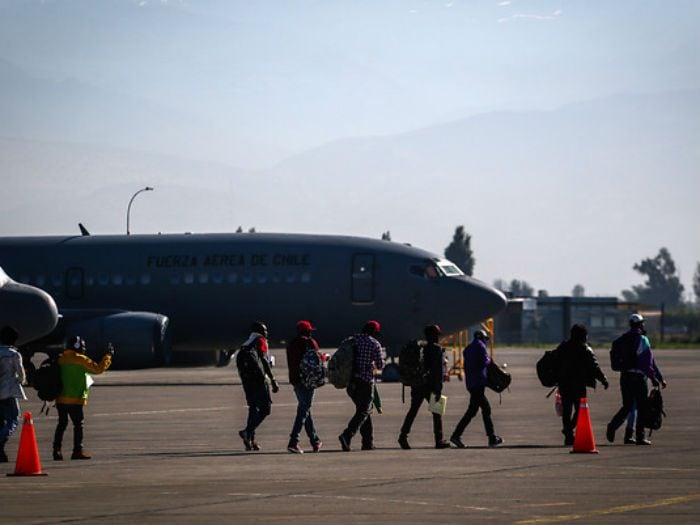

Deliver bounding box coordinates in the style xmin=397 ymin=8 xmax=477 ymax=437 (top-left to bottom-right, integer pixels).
xmin=409 ymin=261 xmax=440 ymax=279
xmin=437 ymin=261 xmax=463 ymax=276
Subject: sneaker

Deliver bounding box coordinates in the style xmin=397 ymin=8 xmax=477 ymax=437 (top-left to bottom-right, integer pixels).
xmin=338 ymin=434 xmax=351 ymax=452
xmin=53 ymin=449 xmax=63 ymax=461
xmin=71 ymin=449 xmax=92 ymax=460
xmin=0 ymin=450 xmax=7 ymax=463
xmin=450 ymin=436 xmax=466 ymax=449
xmin=287 ymin=443 xmax=304 ymax=454
xmin=564 ymin=435 xmax=574 ymax=447
xmin=488 ymin=436 xmax=504 ymax=447
xmin=311 ymin=441 xmax=322 ymax=453
xmin=435 ymin=440 xmax=451 ymax=449
xmin=251 ymin=441 xmax=261 ymax=451
xmin=398 ymin=434 xmax=411 ymax=450
xmin=624 ymin=429 xmax=635 ymax=445
xmin=361 ymin=443 xmax=376 ymax=451
xmin=606 ymin=424 xmax=615 ymax=444
xmin=636 ymin=438 xmax=652 ymax=446
xmin=239 ymin=430 xmax=252 ymax=451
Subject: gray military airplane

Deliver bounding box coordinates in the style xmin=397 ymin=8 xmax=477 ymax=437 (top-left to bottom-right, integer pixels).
xmin=0 ymin=232 xmax=506 ymax=369
xmin=0 ymin=266 xmax=59 ymax=345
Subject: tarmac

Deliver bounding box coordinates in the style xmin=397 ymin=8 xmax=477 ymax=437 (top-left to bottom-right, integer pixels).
xmin=1 ymin=347 xmax=699 ymax=525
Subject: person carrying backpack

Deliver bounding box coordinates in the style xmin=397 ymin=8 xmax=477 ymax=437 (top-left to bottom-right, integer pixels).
xmin=554 ymin=324 xmax=609 ymax=446
xmin=607 ymin=314 xmax=664 ymax=446
xmin=450 ymin=330 xmax=503 ymax=448
xmin=52 ymin=336 xmax=113 ymax=461
xmin=338 ymin=320 xmax=384 ymax=452
xmin=285 ymin=320 xmax=323 ymax=454
xmin=398 ymin=324 xmax=450 ymax=450
xmin=0 ymin=326 xmax=26 ymax=463
xmin=236 ymin=321 xmax=279 ymax=451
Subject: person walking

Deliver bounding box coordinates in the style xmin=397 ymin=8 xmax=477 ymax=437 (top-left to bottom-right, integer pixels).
xmin=53 ymin=336 xmax=113 ymax=460
xmin=236 ymin=321 xmax=279 ymax=451
xmin=450 ymin=330 xmax=503 ymax=448
xmin=338 ymin=320 xmax=384 ymax=452
xmin=286 ymin=320 xmax=323 ymax=454
xmin=607 ymin=314 xmax=664 ymax=446
xmin=0 ymin=326 xmax=26 ymax=463
xmin=554 ymin=324 xmax=609 ymax=446
xmin=398 ymin=324 xmax=450 ymax=450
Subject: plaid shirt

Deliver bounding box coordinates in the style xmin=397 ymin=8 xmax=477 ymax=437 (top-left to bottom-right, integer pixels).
xmin=352 ymin=334 xmax=384 ymax=383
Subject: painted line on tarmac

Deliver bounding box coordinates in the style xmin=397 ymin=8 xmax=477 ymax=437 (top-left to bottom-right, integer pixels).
xmin=514 ymin=493 xmax=700 ymax=525
xmin=226 ymin=492 xmax=496 ymax=513
xmin=93 ymin=401 xmax=346 ymax=417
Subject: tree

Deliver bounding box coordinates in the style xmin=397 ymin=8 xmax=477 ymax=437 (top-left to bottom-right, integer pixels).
xmin=235 ymin=226 xmax=243 ymax=233
xmin=572 ymin=284 xmax=585 ymax=297
xmin=444 ymin=225 xmax=475 ymax=276
xmin=622 ymin=247 xmax=684 ymax=307
xmin=510 ymin=279 xmax=534 ymax=297
xmin=537 ymin=289 xmax=549 ymax=298
xmin=381 ymin=230 xmax=392 ymax=241
xmin=694 ymin=262 xmax=700 ymax=304
xmin=493 ymin=279 xmax=508 ymax=293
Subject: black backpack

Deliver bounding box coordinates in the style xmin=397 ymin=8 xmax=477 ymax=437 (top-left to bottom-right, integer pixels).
xmin=32 ymin=355 xmax=62 ymax=402
xmin=399 ymin=340 xmax=426 ymax=387
xmin=610 ymin=332 xmax=638 ymax=372
xmin=640 ymin=388 xmax=666 ymax=431
xmin=486 ymin=360 xmax=511 ymax=393
xmin=236 ymin=345 xmax=265 ymax=385
xmin=536 ymin=349 xmax=560 ymax=387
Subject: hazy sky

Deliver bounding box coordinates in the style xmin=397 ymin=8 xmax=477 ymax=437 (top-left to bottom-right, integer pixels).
xmin=0 ymin=0 xmax=698 ymax=298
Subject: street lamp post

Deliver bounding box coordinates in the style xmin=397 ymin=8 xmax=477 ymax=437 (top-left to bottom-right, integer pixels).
xmin=126 ymin=186 xmax=154 ymax=235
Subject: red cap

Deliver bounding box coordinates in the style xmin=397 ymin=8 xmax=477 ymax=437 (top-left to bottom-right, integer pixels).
xmin=296 ymin=320 xmax=316 ymax=333
xmin=364 ymin=320 xmax=381 ymax=334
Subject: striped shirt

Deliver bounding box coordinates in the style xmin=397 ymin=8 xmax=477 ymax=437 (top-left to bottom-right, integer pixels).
xmin=352 ymin=334 xmax=384 ymax=383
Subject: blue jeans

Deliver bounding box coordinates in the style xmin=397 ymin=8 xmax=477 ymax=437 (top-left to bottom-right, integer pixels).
xmin=0 ymin=398 xmax=20 ymax=441
xmin=289 ymin=384 xmax=319 ymax=446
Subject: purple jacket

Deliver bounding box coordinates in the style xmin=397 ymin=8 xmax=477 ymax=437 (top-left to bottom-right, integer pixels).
xmin=464 ymin=339 xmax=490 ymax=389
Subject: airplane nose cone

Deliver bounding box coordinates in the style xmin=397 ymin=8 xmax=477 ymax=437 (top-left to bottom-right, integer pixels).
xmin=441 ymin=276 xmax=508 ymax=330
xmin=0 ymin=283 xmax=59 ymax=345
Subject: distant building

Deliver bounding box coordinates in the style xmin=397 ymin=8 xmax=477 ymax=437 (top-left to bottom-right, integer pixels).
xmin=491 ymin=296 xmax=646 ymax=345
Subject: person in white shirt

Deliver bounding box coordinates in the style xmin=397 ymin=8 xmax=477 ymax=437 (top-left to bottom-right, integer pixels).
xmin=0 ymin=326 xmax=27 ymax=463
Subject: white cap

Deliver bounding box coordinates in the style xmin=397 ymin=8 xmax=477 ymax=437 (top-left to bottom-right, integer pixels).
xmin=629 ymin=313 xmax=644 ymax=324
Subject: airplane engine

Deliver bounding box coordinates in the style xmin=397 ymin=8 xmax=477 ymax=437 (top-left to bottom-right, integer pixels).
xmin=68 ymin=312 xmax=171 ymax=369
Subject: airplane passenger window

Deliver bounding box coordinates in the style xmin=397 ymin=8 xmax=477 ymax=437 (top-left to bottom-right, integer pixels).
xmin=285 ymin=272 xmax=297 ymax=284
xmin=140 ymin=274 xmax=151 ymax=285
xmin=272 ymin=272 xmax=282 ymax=284
xmin=256 ymin=273 xmax=267 ymax=284
xmin=52 ymin=275 xmax=62 ymax=288
xmin=227 ymin=272 xmax=238 ymax=284
xmin=35 ymin=275 xmax=46 ymax=287
xmin=112 ymin=274 xmax=123 ymax=286
xmin=198 ymin=273 xmax=209 ymax=284
xmin=242 ymin=272 xmax=253 ymax=284
xmin=184 ymin=273 xmax=194 ymax=285
xmin=98 ymin=274 xmax=109 ymax=286
xmin=301 ymin=272 xmax=311 ymax=283
xmin=169 ymin=273 xmax=181 ymax=285
xmin=212 ymin=273 xmax=224 ymax=284
xmin=19 ymin=275 xmax=30 ymax=284
xmin=85 ymin=276 xmax=94 ymax=286
xmin=125 ymin=275 xmax=136 ymax=286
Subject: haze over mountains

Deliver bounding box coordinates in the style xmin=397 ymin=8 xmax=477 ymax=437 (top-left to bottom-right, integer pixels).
xmin=0 ymin=0 xmax=698 ymax=297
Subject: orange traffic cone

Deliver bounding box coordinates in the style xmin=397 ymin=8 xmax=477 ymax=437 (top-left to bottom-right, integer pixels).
xmin=7 ymin=412 xmax=48 ymax=476
xmin=570 ymin=398 xmax=599 ymax=454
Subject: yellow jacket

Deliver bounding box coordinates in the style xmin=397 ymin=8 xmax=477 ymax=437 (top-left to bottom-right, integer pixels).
xmin=56 ymin=349 xmax=112 ymax=405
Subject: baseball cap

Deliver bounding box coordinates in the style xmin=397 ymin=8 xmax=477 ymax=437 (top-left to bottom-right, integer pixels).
xmin=629 ymin=313 xmax=644 ymax=324
xmin=296 ymin=320 xmax=316 ymax=332
xmin=364 ymin=320 xmax=381 ymax=334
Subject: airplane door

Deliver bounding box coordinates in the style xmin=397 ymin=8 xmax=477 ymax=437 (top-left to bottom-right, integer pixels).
xmin=352 ymin=254 xmax=374 ymax=303
xmin=65 ymin=267 xmax=84 ymax=300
